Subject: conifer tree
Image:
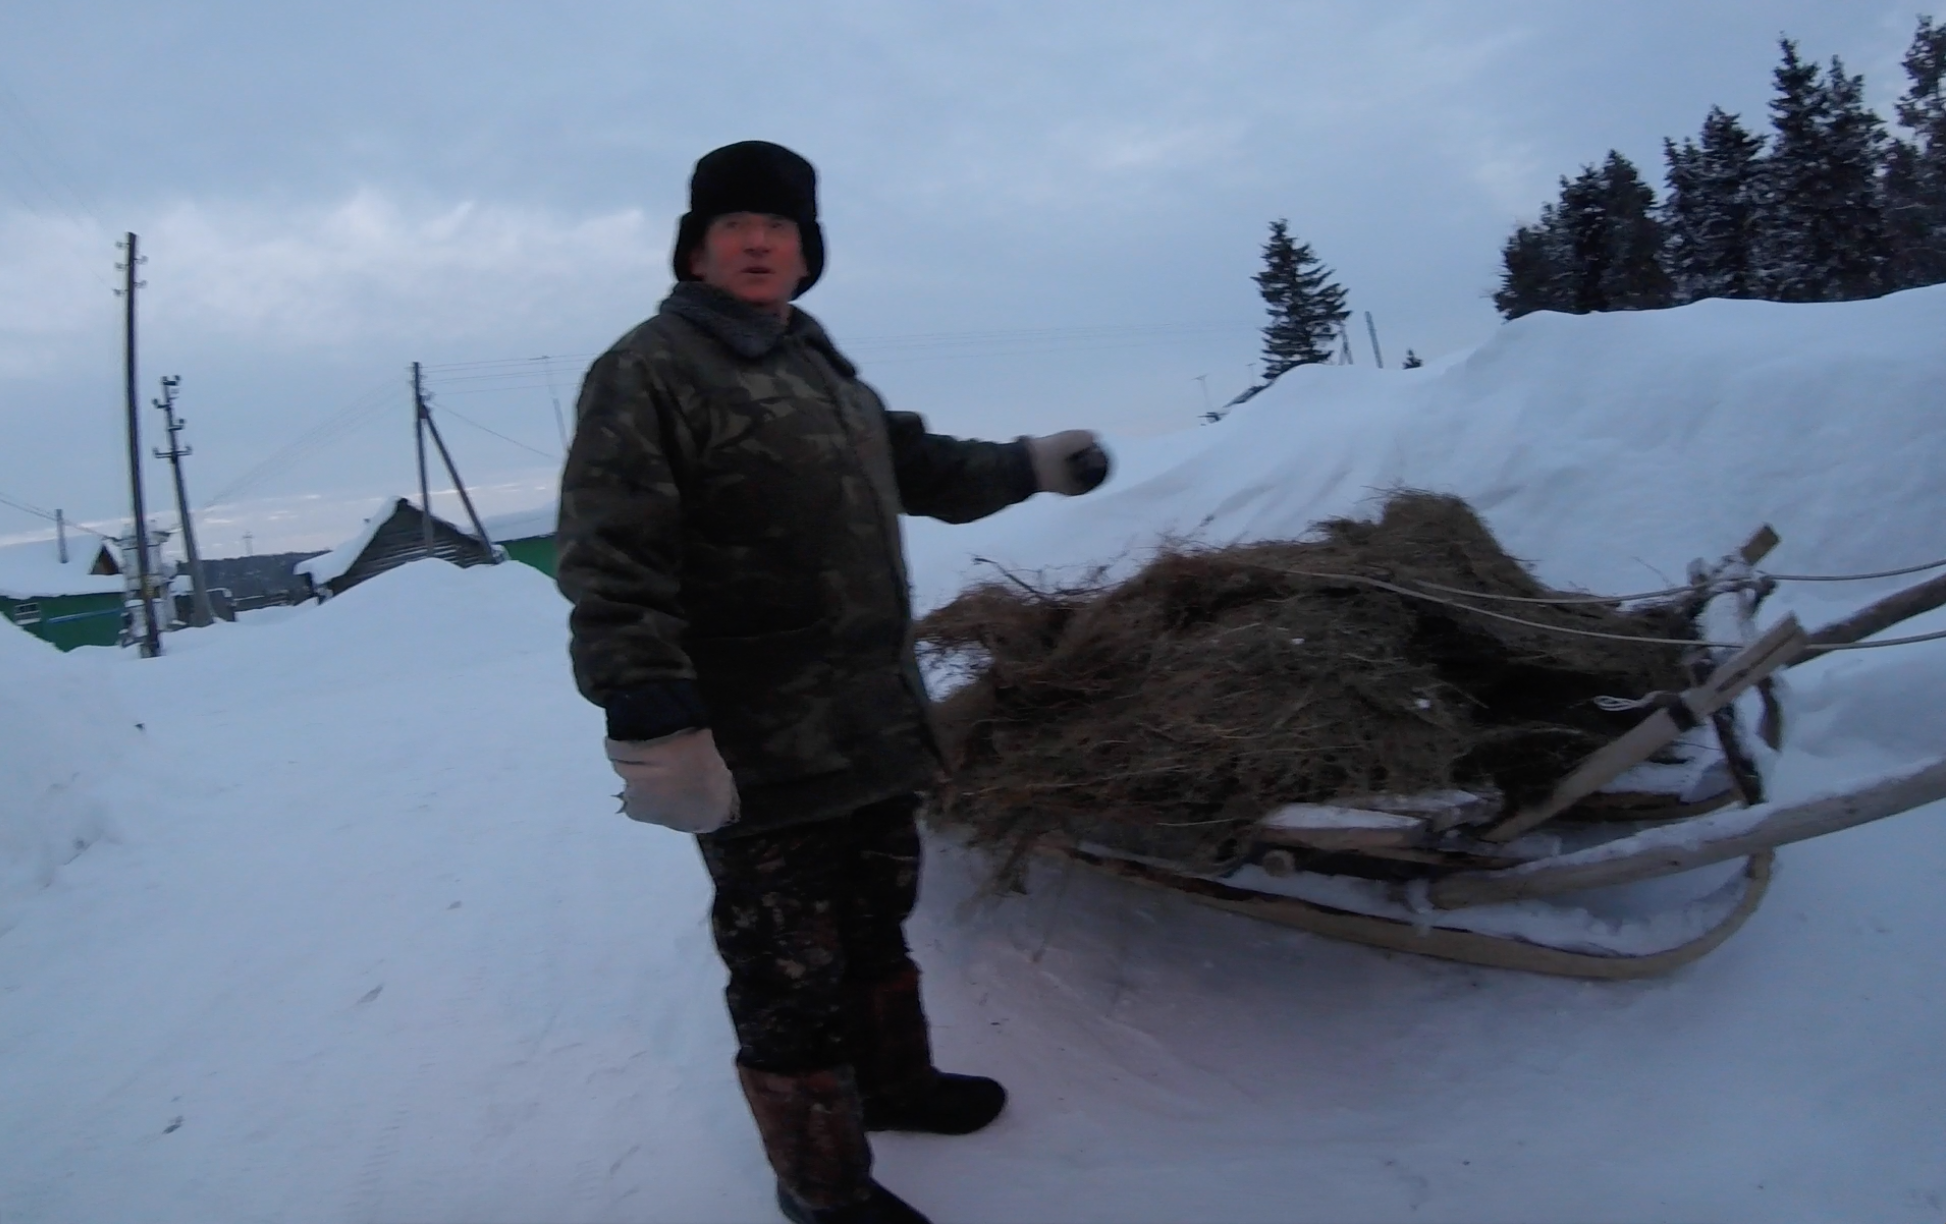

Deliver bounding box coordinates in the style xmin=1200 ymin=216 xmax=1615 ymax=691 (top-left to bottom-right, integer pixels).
xmin=1492 ymin=219 xmax=1566 ymax=318
xmin=1755 ymin=40 xmax=1891 ymax=301
xmin=1552 ymin=165 xmax=1618 ymax=313
xmin=1253 ymin=219 xmax=1349 ymax=378
xmin=1663 ymin=108 xmax=1766 ymax=301
xmin=1589 ymin=151 xmax=1674 ymax=309
xmin=1885 ymin=16 xmax=1946 ymax=289
xmin=1493 ymin=152 xmax=1670 ymax=318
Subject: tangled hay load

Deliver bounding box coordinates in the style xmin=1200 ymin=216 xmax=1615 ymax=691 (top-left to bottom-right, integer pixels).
xmin=915 ymin=492 xmax=1698 ymax=879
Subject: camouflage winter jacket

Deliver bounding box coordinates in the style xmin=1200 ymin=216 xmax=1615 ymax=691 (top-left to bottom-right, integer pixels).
xmin=557 ymin=282 xmax=1038 ymax=834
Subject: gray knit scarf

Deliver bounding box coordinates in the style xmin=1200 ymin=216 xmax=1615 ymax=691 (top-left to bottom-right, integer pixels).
xmin=659 ymin=281 xmax=858 ymax=378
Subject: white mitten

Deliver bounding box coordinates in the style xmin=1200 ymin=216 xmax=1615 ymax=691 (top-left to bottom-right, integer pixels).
xmin=605 ymin=729 xmax=739 ymax=834
xmin=1023 ymin=430 xmax=1110 ymax=495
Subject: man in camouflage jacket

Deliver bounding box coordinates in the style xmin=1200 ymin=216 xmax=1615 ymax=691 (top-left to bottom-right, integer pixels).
xmin=556 ymin=141 xmax=1106 ymax=1224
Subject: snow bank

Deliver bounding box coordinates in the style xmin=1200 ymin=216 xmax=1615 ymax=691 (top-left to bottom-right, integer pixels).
xmin=140 ymin=555 xmax=572 ymax=713
xmin=911 ymin=286 xmax=1946 ymax=633
xmin=0 ymin=628 xmax=134 ymax=933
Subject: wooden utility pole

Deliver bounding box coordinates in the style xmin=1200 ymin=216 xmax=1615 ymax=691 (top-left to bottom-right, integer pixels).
xmin=55 ymin=509 xmax=67 ymax=563
xmin=118 ymin=232 xmax=161 ymax=657
xmin=1365 ymin=311 xmax=1385 ymax=369
xmin=413 ymin=361 xmax=434 ymax=555
xmin=537 ymin=355 xmax=570 ymax=451
xmin=410 ymin=361 xmax=499 ymax=563
xmin=153 ymin=375 xmax=214 ymax=627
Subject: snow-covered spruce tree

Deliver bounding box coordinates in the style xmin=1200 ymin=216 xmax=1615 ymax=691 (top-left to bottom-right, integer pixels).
xmin=1493 ymin=218 xmax=1567 ymax=318
xmin=1495 ymin=152 xmax=1671 ymax=319
xmin=1754 ymin=40 xmax=1891 ymax=301
xmin=1885 ymin=16 xmax=1946 ymax=290
xmin=1254 ymin=219 xmax=1349 ymax=378
xmin=1589 ymin=150 xmax=1674 ymax=309
xmin=1663 ymin=107 xmax=1766 ymax=302
xmin=1553 ymin=165 xmax=1619 ymax=313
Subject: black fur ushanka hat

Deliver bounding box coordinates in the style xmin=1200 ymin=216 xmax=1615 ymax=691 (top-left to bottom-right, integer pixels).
xmin=672 ymin=140 xmax=824 ymax=297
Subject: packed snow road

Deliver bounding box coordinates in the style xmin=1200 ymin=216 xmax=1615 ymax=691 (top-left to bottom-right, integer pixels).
xmin=5 ymin=288 xmax=1946 ymax=1222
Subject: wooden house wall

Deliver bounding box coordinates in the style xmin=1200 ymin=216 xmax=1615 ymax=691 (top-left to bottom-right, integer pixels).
xmin=498 ymin=535 xmax=557 ymax=578
xmin=3 ymin=591 xmax=125 ymax=651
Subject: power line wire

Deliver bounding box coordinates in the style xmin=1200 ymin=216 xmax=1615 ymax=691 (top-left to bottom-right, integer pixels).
xmin=0 ymin=75 xmax=118 ymax=295
xmin=199 ymin=376 xmax=399 ymax=508
xmin=414 ymin=320 xmax=1258 ymax=382
xmin=0 ymin=489 xmax=57 ymax=522
xmin=430 ymin=403 xmax=559 ymax=461
xmin=0 ymin=487 xmax=116 ymax=538
xmin=0 ymin=80 xmax=97 ymax=219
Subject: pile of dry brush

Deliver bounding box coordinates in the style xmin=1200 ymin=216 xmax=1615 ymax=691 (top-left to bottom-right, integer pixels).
xmin=915 ymin=492 xmax=1698 ymax=878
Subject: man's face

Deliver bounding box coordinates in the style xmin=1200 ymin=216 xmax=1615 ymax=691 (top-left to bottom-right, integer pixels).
xmin=689 ymin=212 xmax=807 ymax=313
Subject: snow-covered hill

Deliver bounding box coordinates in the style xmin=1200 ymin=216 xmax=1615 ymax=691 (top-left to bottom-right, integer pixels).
xmin=3 ymin=289 xmax=1943 ymax=1223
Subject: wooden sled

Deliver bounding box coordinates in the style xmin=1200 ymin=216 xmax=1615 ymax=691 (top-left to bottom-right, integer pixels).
xmin=1039 ymin=552 xmax=1946 ymax=979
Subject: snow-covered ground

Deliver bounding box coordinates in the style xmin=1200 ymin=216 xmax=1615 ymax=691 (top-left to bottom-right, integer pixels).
xmin=4 ymin=289 xmax=1945 ymax=1223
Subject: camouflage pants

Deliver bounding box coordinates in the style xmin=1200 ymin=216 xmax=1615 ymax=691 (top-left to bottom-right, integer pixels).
xmin=697 ymin=794 xmax=922 ymax=1073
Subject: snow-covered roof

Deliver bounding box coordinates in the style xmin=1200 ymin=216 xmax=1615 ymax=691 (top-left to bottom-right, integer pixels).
xmin=479 ymin=502 xmax=557 ymax=543
xmin=294 ymin=499 xmax=410 ymax=587
xmin=0 ymin=536 xmax=124 ymax=600
xmin=295 ymin=497 xmax=509 ymax=588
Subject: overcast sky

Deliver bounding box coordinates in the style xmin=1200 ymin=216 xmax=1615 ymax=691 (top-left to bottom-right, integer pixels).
xmin=0 ymin=1 xmax=1924 ymax=555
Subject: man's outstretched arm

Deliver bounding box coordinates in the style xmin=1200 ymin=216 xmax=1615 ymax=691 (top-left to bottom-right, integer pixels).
xmin=883 ymin=409 xmax=1108 ymax=523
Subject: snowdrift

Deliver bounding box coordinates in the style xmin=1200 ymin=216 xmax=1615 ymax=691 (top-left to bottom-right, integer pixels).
xmin=0 ymin=628 xmax=133 ymax=934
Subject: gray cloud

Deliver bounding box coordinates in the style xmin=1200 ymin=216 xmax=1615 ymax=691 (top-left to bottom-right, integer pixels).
xmin=0 ymin=0 xmax=1919 ymax=552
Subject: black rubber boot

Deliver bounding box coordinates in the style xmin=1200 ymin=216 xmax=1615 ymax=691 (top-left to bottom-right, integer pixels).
xmin=863 ymin=1071 xmax=1008 ymax=1137
xmin=734 ymin=1062 xmax=933 ymax=1224
xmin=775 ymin=1179 xmax=932 ymax=1224
xmin=848 ymin=967 xmax=1008 ymax=1136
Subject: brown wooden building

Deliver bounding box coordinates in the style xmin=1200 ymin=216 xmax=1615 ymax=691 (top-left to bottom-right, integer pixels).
xmin=295 ymin=498 xmax=498 ymax=599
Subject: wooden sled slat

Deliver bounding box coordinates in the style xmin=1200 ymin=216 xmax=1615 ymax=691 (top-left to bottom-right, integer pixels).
xmin=1556 ymin=788 xmax=1740 ymax=824
xmin=1059 ymin=847 xmax=1775 ymax=980
xmin=1432 ymin=756 xmax=1946 ymax=909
